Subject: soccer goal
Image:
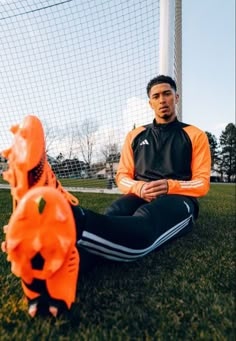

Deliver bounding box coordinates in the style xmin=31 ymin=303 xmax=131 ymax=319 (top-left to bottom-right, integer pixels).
xmin=0 ymin=0 xmax=182 ymax=193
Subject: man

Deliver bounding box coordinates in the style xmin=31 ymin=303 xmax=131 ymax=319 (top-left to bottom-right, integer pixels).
xmin=1 ymin=75 xmax=211 ymax=317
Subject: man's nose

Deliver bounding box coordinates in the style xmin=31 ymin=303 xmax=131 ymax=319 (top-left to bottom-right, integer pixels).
xmin=159 ymin=95 xmax=166 ymax=103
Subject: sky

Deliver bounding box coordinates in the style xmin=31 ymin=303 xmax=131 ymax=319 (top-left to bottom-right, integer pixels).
xmin=0 ymin=0 xmax=235 ymax=158
xmin=182 ymin=0 xmax=235 ymax=138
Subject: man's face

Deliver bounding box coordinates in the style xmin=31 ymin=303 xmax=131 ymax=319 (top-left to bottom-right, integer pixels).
xmin=149 ymin=83 xmax=179 ymax=123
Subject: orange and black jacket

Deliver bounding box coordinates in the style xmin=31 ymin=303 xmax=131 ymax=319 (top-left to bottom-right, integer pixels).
xmin=116 ymin=118 xmax=211 ymax=198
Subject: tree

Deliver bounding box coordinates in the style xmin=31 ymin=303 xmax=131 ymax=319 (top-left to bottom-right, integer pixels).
xmin=205 ymin=131 xmax=218 ymax=170
xmin=219 ymin=123 xmax=236 ymax=182
xmin=50 ymin=153 xmax=65 ymax=177
xmin=76 ymin=119 xmax=98 ymax=177
xmin=44 ymin=124 xmax=58 ymax=155
xmin=67 ymin=128 xmax=75 ymax=160
xmin=101 ymin=143 xmax=119 ymax=162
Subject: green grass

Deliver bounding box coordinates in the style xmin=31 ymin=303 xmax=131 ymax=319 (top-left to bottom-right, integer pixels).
xmin=59 ymin=178 xmax=108 ymax=188
xmin=0 ymin=184 xmax=235 ymax=340
xmin=0 ymin=176 xmax=109 ymax=189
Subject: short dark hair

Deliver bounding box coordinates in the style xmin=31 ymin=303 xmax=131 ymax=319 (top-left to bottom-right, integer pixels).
xmin=146 ymin=75 xmax=177 ymax=97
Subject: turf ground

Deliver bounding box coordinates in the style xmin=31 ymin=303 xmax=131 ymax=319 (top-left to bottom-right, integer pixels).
xmin=0 ymin=184 xmax=235 ymax=340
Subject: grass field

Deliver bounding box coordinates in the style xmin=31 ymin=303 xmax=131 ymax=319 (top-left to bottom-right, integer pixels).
xmin=0 ymin=184 xmax=235 ymax=340
xmin=0 ymin=176 xmax=109 ymax=189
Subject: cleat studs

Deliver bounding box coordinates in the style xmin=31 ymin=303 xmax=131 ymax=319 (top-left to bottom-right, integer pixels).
xmin=35 ymin=196 xmax=46 ymax=214
xmin=1 ymin=241 xmax=7 ymax=252
xmin=49 ymin=306 xmax=58 ymax=317
xmin=10 ymin=124 xmax=19 ymax=134
xmin=28 ymin=303 xmax=38 ymax=318
xmin=20 ymin=127 xmax=27 ymax=138
xmin=3 ymin=225 xmax=8 ymax=233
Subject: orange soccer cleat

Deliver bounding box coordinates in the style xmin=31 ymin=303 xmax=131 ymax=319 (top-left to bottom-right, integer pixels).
xmin=1 ymin=115 xmax=78 ymax=209
xmin=2 ymin=186 xmax=80 ymax=317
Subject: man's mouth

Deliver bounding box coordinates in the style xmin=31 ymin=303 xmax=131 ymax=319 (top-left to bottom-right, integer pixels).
xmin=159 ymin=106 xmax=169 ymax=112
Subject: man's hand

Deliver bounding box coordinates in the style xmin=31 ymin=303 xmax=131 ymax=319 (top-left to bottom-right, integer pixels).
xmin=140 ymin=179 xmax=168 ymax=202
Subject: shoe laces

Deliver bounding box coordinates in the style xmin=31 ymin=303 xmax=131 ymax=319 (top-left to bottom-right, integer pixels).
xmin=46 ymin=163 xmax=79 ymax=206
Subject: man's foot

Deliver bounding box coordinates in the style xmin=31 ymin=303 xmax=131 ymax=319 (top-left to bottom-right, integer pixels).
xmin=1 ymin=115 xmax=78 ymax=209
xmin=2 ymin=186 xmax=80 ymax=317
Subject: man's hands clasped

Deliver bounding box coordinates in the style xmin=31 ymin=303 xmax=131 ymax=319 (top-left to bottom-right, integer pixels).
xmin=140 ymin=179 xmax=168 ymax=202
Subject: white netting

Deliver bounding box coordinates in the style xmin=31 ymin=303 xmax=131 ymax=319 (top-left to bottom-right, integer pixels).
xmin=0 ymin=0 xmax=180 ymax=189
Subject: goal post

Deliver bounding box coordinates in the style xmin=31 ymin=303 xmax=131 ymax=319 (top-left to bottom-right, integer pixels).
xmin=159 ymin=0 xmax=182 ymax=119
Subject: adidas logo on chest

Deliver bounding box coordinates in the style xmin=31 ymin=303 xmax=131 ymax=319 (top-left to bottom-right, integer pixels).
xmin=139 ymin=139 xmax=149 ymax=146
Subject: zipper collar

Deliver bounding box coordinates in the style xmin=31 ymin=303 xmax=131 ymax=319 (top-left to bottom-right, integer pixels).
xmin=153 ymin=117 xmax=179 ymax=129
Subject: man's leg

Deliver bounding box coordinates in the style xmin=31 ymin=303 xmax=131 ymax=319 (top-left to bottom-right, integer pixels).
xmin=2 ymin=186 xmax=79 ymax=317
xmin=104 ymin=194 xmax=146 ymax=216
xmin=2 ymin=115 xmax=80 ymax=317
xmin=74 ymin=194 xmax=147 ymax=272
xmin=76 ymin=194 xmax=198 ymax=261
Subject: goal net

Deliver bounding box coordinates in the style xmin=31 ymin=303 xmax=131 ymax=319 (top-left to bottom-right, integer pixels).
xmin=0 ymin=0 xmax=181 ymax=193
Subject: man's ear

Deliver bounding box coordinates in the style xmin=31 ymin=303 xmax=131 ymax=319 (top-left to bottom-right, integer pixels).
xmin=149 ymin=99 xmax=154 ymax=109
xmin=175 ymin=93 xmax=179 ymax=104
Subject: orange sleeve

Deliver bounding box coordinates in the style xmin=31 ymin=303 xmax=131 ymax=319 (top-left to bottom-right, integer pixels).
xmin=116 ymin=127 xmax=146 ymax=196
xmin=167 ymin=126 xmax=211 ymax=197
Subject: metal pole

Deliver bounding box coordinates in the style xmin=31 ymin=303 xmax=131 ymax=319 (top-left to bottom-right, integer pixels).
xmin=159 ymin=0 xmax=175 ymax=77
xmin=175 ymin=0 xmax=182 ymax=120
xmin=159 ymin=0 xmax=182 ymax=120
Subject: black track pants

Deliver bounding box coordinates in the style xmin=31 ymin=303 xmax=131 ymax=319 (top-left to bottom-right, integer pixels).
xmin=74 ymin=194 xmax=198 ymax=262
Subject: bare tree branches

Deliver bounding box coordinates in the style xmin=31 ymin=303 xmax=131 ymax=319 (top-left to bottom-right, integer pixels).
xmin=76 ymin=119 xmax=98 ymax=167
